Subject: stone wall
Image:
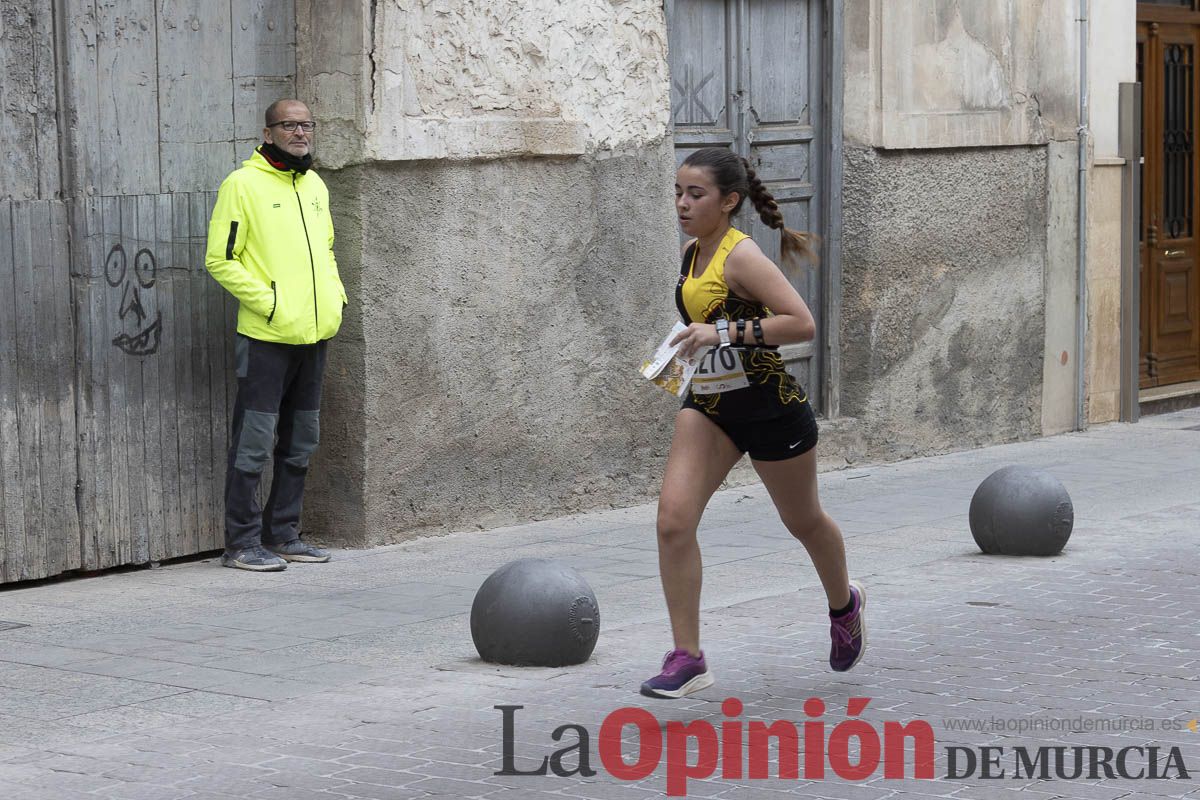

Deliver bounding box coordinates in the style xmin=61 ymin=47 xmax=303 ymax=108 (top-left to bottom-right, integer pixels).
xmin=300 ymin=0 xmax=670 ymax=165
xmin=840 ymin=145 xmax=1049 ymax=459
xmin=299 ymin=1 xmax=682 ymax=543
xmin=838 ymin=0 xmax=1134 ymax=449
xmin=298 ymin=0 xmax=1134 ymax=544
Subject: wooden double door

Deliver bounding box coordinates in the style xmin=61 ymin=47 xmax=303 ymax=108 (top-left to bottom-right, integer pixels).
xmin=665 ymin=0 xmax=826 ymax=409
xmin=1139 ymin=9 xmax=1200 ymax=387
xmin=0 ymin=0 xmax=295 ymax=583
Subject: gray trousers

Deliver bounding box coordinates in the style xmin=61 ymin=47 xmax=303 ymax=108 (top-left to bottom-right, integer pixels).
xmin=224 ymin=334 xmax=328 ymax=552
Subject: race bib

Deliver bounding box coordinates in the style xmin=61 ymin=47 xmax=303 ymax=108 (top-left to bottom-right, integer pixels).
xmin=689 ymin=346 xmax=749 ymax=395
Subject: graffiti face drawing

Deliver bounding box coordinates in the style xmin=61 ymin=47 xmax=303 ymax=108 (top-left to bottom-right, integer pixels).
xmin=105 ymin=243 xmax=162 ymax=355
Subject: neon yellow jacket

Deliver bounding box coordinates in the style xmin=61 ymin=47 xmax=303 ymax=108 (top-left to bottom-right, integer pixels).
xmin=205 ymin=148 xmax=347 ymax=344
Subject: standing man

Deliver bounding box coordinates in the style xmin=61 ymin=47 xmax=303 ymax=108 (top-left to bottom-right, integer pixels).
xmin=206 ymin=99 xmax=347 ymax=571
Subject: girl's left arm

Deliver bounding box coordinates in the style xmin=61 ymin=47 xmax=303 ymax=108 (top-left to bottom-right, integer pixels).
xmin=724 ymin=239 xmax=815 ymax=345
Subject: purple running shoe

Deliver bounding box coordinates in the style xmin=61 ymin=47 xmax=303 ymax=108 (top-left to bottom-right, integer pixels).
xmin=640 ymin=648 xmax=714 ymax=699
xmin=829 ymin=580 xmax=867 ymax=672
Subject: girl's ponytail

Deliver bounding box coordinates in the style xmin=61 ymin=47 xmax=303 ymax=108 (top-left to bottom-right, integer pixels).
xmin=741 ymin=157 xmax=817 ymax=274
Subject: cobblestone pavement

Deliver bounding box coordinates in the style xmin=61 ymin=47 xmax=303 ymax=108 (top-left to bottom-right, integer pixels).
xmin=0 ymin=409 xmax=1198 ymax=799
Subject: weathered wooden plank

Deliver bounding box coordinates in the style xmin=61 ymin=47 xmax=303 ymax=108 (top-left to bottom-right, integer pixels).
xmin=0 ymin=201 xmax=28 ymax=582
xmin=157 ymin=1 xmax=236 ymax=192
xmin=75 ymin=196 xmax=109 ymax=570
xmin=153 ymin=192 xmax=182 ymax=559
xmin=0 ymin=1 xmax=65 ymax=199
xmin=60 ymin=0 xmax=103 ymax=196
xmin=25 ymin=201 xmax=59 ymax=576
xmin=95 ymin=0 xmax=161 ymax=195
xmin=665 ymin=0 xmax=731 ymax=131
xmin=94 ymin=196 xmax=117 ymax=567
xmin=46 ymin=201 xmax=81 ymax=573
xmin=136 ymin=194 xmax=164 ymax=561
xmin=747 ymin=0 xmax=808 ymax=126
xmin=193 ymin=191 xmax=223 ymax=551
xmin=232 ymin=0 xmax=297 ymax=157
xmin=185 ymin=193 xmax=205 ymax=548
xmin=9 ymin=202 xmax=45 ymax=580
xmin=89 ymin=197 xmax=117 ymax=569
xmin=203 ymin=191 xmax=222 ymax=549
xmin=172 ymin=190 xmax=198 ymax=554
xmin=232 ymin=0 xmax=295 ymax=81
xmin=117 ymin=193 xmax=149 ymax=563
xmin=105 ymin=194 xmax=133 ymax=566
xmin=0 ymin=3 xmax=44 ymax=199
xmin=31 ymin=0 xmax=62 ymax=199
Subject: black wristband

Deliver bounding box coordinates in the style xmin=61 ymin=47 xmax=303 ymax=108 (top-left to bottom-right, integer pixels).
xmin=735 ymin=319 xmax=746 ymax=345
xmin=752 ymin=317 xmax=765 ymax=345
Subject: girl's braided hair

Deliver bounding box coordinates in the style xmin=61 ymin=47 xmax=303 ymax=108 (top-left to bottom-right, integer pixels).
xmin=681 ymin=147 xmax=817 ymax=273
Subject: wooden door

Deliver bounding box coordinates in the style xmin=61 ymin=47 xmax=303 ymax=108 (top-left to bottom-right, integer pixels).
xmin=1139 ymin=13 xmax=1200 ymax=387
xmin=0 ymin=0 xmax=297 ymax=584
xmin=666 ymin=0 xmax=825 ymax=410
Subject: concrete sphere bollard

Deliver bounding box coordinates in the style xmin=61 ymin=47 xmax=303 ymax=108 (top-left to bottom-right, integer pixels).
xmin=969 ymin=465 xmax=1074 ymax=556
xmin=470 ymin=558 xmax=601 ymax=667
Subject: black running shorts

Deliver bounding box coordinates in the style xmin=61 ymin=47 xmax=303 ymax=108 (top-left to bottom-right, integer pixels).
xmin=683 ymin=395 xmax=819 ymax=461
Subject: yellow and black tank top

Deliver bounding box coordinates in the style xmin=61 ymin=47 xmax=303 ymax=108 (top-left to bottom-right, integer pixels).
xmin=675 ymin=227 xmax=806 ymax=420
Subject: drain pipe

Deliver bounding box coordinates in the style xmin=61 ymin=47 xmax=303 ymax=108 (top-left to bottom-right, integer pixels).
xmin=1075 ymin=0 xmax=1090 ymax=431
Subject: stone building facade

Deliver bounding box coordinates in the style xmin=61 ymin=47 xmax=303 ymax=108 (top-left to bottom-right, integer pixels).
xmin=0 ymin=0 xmax=1145 ymax=577
xmin=299 ymin=0 xmax=1139 ymax=545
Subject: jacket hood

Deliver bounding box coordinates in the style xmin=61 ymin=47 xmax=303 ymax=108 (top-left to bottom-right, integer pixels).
xmin=243 ymin=147 xmax=313 ymax=179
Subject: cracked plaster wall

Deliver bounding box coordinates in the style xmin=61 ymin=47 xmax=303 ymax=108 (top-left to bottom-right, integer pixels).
xmin=841 ymin=0 xmax=1069 ymax=457
xmin=841 ymin=145 xmax=1049 ymax=460
xmin=840 ymin=0 xmax=1132 ymax=449
xmin=301 ymin=0 xmax=670 ymax=166
xmin=844 ymin=0 xmax=1076 ymax=149
xmin=306 ymin=144 xmax=682 ymax=544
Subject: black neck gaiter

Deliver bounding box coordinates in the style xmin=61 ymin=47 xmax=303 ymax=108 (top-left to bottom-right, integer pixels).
xmin=259 ymin=142 xmax=313 ymax=175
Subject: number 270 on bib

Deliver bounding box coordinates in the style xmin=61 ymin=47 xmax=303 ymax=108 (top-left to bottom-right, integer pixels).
xmin=689 ymin=347 xmax=750 ymax=395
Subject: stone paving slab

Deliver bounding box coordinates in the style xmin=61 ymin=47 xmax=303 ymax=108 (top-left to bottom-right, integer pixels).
xmin=0 ymin=410 xmax=1199 ymax=798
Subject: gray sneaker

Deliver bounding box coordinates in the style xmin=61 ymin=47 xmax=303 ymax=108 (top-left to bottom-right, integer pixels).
xmin=266 ymin=539 xmax=331 ymax=563
xmin=221 ymin=546 xmax=287 ymax=572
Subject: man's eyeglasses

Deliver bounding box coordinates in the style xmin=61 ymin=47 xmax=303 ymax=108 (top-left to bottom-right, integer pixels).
xmin=268 ymin=120 xmax=316 ymax=133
